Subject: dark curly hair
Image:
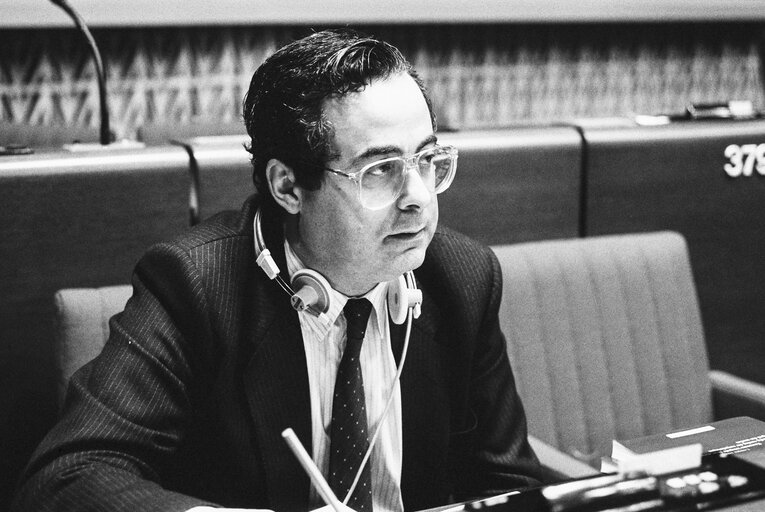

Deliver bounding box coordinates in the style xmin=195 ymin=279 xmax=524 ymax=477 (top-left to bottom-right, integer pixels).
xmin=243 ymin=29 xmax=435 ymax=209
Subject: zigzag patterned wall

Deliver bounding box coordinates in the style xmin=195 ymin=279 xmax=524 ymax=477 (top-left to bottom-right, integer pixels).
xmin=1 ymin=24 xmax=763 ymax=139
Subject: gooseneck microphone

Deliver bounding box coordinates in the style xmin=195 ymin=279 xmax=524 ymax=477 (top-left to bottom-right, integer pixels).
xmin=49 ymin=0 xmax=111 ymax=145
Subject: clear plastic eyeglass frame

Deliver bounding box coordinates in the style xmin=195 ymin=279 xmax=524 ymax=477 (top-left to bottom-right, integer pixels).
xmin=325 ymin=144 xmax=458 ymax=210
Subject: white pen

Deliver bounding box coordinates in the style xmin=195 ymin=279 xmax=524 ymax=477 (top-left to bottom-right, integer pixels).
xmin=282 ymin=428 xmax=346 ymax=512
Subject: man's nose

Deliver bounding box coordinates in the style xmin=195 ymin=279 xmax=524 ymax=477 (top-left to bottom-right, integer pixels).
xmin=396 ymin=166 xmax=432 ymax=209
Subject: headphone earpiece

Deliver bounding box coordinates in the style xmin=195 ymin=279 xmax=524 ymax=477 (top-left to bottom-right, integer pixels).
xmin=290 ymin=269 xmax=332 ymax=315
xmin=387 ymin=272 xmax=422 ymax=325
xmin=406 ymin=271 xmax=422 ymax=320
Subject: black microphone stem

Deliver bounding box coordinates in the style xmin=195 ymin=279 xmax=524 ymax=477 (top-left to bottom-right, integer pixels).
xmin=50 ymin=0 xmax=111 ymax=145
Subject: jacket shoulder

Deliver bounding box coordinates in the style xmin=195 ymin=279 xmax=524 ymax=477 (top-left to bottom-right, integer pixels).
xmin=168 ymin=203 xmax=255 ymax=254
xmin=418 ymin=226 xmax=501 ymax=314
xmin=134 ymin=197 xmax=258 ymax=304
xmin=425 ymin=225 xmax=499 ymax=279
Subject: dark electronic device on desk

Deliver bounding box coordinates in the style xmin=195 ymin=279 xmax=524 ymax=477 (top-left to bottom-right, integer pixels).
xmin=424 ymin=453 xmax=765 ymax=512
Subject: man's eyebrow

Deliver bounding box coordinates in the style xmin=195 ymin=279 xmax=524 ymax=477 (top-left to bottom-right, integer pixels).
xmin=416 ymin=134 xmax=438 ymax=152
xmin=352 ymin=134 xmax=438 ymax=164
xmin=353 ymin=145 xmax=400 ymax=164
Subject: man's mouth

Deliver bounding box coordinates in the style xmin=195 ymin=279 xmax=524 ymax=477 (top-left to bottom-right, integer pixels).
xmin=388 ymin=227 xmax=426 ymax=241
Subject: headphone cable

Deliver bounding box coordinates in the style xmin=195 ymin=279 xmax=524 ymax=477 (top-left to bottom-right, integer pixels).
xmin=341 ymin=307 xmax=412 ymax=506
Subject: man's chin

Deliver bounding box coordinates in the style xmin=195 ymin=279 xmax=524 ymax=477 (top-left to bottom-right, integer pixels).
xmin=389 ymin=245 xmax=427 ymax=279
xmin=378 ymin=229 xmax=433 ymax=281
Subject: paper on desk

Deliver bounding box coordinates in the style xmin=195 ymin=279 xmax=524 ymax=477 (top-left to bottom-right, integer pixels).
xmin=606 ymin=442 xmax=702 ymax=476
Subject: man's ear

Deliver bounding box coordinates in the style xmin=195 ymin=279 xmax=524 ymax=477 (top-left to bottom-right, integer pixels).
xmin=265 ymin=158 xmax=301 ymax=214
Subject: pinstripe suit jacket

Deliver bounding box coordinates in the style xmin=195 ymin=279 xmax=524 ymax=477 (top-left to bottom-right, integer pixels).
xmin=13 ymin=196 xmax=543 ymax=512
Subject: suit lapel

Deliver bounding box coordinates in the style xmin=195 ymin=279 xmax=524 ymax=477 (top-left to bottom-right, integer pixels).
xmin=243 ymin=203 xmax=312 ymax=511
xmin=244 ymin=287 xmax=312 ymax=511
xmin=394 ymin=287 xmax=452 ymax=509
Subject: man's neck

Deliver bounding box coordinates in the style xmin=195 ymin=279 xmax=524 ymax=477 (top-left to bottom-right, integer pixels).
xmin=284 ymin=221 xmax=377 ymax=297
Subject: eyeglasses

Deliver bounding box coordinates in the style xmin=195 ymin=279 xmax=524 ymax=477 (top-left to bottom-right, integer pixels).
xmin=324 ymin=144 xmax=458 ymax=210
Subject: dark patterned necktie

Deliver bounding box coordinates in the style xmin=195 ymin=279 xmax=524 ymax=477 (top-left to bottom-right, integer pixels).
xmin=329 ymin=298 xmax=374 ymax=512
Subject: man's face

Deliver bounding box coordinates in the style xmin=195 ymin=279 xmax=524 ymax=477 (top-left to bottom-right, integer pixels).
xmin=290 ymin=72 xmax=438 ymax=296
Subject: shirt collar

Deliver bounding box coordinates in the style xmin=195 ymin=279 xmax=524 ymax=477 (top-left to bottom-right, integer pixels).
xmin=284 ymin=238 xmax=388 ymax=339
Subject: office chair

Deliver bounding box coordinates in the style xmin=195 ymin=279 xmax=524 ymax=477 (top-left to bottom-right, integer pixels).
xmin=492 ymin=231 xmax=765 ymax=478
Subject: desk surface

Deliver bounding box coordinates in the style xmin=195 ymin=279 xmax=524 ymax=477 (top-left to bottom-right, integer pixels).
xmin=432 ymin=453 xmax=765 ymax=512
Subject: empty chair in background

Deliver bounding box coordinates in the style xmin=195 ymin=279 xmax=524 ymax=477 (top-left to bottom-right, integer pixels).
xmin=492 ymin=231 xmax=765 ymax=477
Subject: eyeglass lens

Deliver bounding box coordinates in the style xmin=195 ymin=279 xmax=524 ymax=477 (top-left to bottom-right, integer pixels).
xmin=360 ymin=148 xmax=454 ymax=208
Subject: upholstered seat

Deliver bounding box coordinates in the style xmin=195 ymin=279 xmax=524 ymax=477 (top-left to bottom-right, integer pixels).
xmin=53 ymin=285 xmax=132 ymax=408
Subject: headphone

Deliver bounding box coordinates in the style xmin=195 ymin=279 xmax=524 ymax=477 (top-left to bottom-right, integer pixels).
xmin=252 ymin=207 xmax=422 ymax=325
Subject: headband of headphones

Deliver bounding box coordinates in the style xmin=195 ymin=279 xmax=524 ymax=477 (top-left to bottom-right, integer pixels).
xmin=252 ymin=207 xmax=422 ymax=325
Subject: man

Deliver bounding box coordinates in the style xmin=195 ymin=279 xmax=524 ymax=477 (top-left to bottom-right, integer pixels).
xmin=12 ymin=29 xmax=545 ymax=512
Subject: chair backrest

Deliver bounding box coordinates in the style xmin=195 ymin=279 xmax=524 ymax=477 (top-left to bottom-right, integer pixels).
xmin=492 ymin=231 xmax=712 ymax=467
xmin=53 ymin=285 xmax=133 ymax=408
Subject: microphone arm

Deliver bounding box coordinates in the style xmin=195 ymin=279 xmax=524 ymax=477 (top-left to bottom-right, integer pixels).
xmin=49 ymin=0 xmax=111 ymax=145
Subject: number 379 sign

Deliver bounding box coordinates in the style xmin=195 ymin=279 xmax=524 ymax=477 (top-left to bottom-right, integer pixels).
xmin=724 ymin=143 xmax=765 ymax=177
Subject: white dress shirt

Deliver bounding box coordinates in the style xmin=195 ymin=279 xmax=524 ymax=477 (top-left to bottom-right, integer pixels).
xmin=285 ymin=241 xmax=404 ymax=512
